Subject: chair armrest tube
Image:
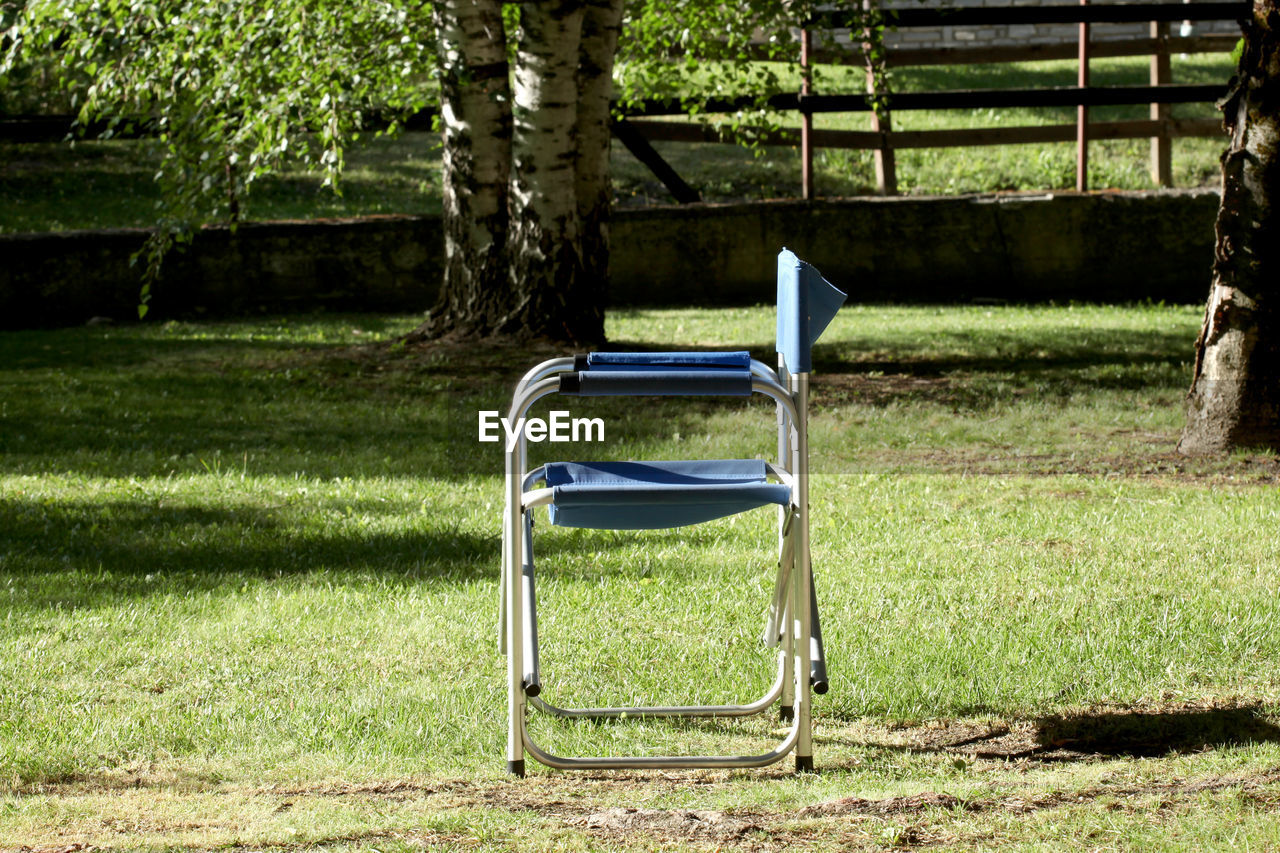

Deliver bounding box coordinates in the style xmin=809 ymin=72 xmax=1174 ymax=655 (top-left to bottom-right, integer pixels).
xmin=559 ymin=369 xmax=753 ymax=396
xmin=574 ymin=353 xmax=590 ymax=371
xmin=585 ymin=351 xmax=751 ymax=370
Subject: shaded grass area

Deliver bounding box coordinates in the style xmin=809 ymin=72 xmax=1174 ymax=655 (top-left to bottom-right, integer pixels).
xmin=1 ymin=55 xmax=1235 ymax=232
xmin=0 ymin=134 xmax=445 ymax=234
xmin=4 ymin=305 xmax=1280 ymax=850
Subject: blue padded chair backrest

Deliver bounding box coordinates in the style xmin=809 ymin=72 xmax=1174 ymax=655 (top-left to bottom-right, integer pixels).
xmin=776 ymin=249 xmax=846 ymax=374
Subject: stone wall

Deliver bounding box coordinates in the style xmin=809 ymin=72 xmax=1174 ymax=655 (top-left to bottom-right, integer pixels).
xmin=611 ymin=191 xmax=1219 ymax=305
xmin=0 ymin=190 xmax=1219 ymax=329
xmin=0 ymin=216 xmax=441 ymax=327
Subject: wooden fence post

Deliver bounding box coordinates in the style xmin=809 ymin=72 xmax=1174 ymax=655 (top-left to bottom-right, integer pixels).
xmin=865 ymin=2 xmax=898 ymax=196
xmin=801 ymin=28 xmax=815 ymax=201
xmin=1077 ymin=0 xmax=1090 ymax=192
xmin=1150 ymin=20 xmax=1173 ymax=186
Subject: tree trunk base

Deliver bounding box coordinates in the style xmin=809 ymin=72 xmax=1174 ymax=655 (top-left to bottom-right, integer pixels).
xmin=398 ymin=312 xmax=602 ymax=348
xmin=1179 ymin=4 xmax=1280 ymax=454
xmin=1180 ymin=376 xmax=1280 ymax=454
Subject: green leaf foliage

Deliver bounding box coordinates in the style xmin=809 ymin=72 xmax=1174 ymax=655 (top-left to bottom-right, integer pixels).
xmin=3 ymin=0 xmax=436 ymax=280
xmin=1 ymin=0 xmax=881 ymax=283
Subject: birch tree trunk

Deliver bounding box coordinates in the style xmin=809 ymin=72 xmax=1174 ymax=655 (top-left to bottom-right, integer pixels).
xmin=507 ymin=0 xmax=605 ymax=344
xmin=1180 ymin=0 xmax=1280 ymax=453
xmin=409 ymin=0 xmax=620 ymax=345
xmin=575 ymin=0 xmax=625 ymax=298
xmin=409 ymin=0 xmax=512 ymax=342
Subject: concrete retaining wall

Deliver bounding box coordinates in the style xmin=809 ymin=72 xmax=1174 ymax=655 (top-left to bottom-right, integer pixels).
xmin=630 ymin=191 xmax=1220 ymax=305
xmin=0 ymin=216 xmax=441 ymax=327
xmin=0 ymin=190 xmax=1219 ymax=329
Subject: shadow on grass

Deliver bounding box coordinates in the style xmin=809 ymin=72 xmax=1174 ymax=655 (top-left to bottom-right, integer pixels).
xmin=827 ymin=706 xmax=1280 ymax=764
xmin=1030 ymin=706 xmax=1280 ymax=758
xmin=0 ymin=492 xmax=679 ymax=607
xmin=0 ymin=497 xmax=498 ymax=607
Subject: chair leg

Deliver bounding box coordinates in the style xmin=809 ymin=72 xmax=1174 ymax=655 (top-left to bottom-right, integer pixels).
xmin=779 ymin=596 xmax=795 ymax=722
xmin=521 ymin=515 xmax=542 ymax=698
xmin=773 ymin=509 xmax=797 ymax=721
xmin=794 ymin=510 xmax=814 ymax=773
xmin=809 ymin=567 xmax=829 ymax=695
xmin=498 ymin=525 xmax=508 ymax=655
xmin=505 ymin=499 xmax=527 ymax=775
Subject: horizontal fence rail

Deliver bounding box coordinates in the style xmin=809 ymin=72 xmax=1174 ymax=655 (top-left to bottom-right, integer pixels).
xmin=624 ymin=116 xmax=1222 ymax=149
xmin=867 ymin=34 xmax=1239 ymax=67
xmin=811 ymin=1 xmax=1249 ymax=28
xmin=620 ymin=83 xmax=1228 ymax=117
xmin=659 ymin=32 xmax=1239 ymax=66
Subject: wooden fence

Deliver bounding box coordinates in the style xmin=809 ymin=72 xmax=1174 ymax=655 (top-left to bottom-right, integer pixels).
xmin=615 ymin=1 xmax=1248 ymax=201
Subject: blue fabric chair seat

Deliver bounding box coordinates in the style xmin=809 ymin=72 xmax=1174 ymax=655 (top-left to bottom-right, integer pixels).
xmin=544 ymin=459 xmax=790 ymax=530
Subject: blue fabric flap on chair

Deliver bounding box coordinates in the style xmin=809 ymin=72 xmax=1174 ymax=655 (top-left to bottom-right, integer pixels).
xmin=586 ymin=351 xmax=752 ymax=370
xmin=544 ymin=460 xmax=790 ymax=529
xmin=777 ymin=249 xmax=846 ymax=374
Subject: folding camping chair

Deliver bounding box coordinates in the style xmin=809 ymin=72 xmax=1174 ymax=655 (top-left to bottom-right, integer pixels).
xmin=500 ymin=249 xmax=845 ymax=775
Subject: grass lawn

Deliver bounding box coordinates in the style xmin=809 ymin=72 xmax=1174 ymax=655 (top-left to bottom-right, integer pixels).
xmin=0 ymin=55 xmax=1236 ymax=233
xmin=4 ymin=304 xmax=1280 ymax=850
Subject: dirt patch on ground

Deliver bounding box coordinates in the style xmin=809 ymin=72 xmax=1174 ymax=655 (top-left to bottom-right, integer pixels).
xmin=799 ymin=791 xmax=967 ymax=817
xmin=571 ymin=806 xmax=764 ymax=841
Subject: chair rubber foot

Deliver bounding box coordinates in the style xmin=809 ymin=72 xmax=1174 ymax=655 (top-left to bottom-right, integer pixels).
xmin=780 ymin=705 xmax=794 ymax=722
xmin=795 ymin=755 xmax=815 ymax=774
xmin=813 ymin=680 xmax=829 ymax=695
xmin=508 ymin=760 xmax=525 ymax=777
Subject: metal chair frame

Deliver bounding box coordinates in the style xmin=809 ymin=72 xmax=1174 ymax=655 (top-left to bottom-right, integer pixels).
xmin=499 ymin=354 xmax=827 ymax=775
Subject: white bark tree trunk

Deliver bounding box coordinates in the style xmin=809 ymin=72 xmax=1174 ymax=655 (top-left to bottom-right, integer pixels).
xmin=1180 ymin=0 xmax=1280 ymax=453
xmin=413 ymin=0 xmax=620 ymax=344
xmin=412 ymin=0 xmax=512 ymax=341
xmin=508 ymin=0 xmax=603 ymax=343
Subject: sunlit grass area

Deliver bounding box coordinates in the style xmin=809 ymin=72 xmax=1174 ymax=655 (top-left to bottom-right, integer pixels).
xmin=0 ymin=55 xmax=1236 ymax=232
xmin=4 ymin=305 xmax=1280 ymax=850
